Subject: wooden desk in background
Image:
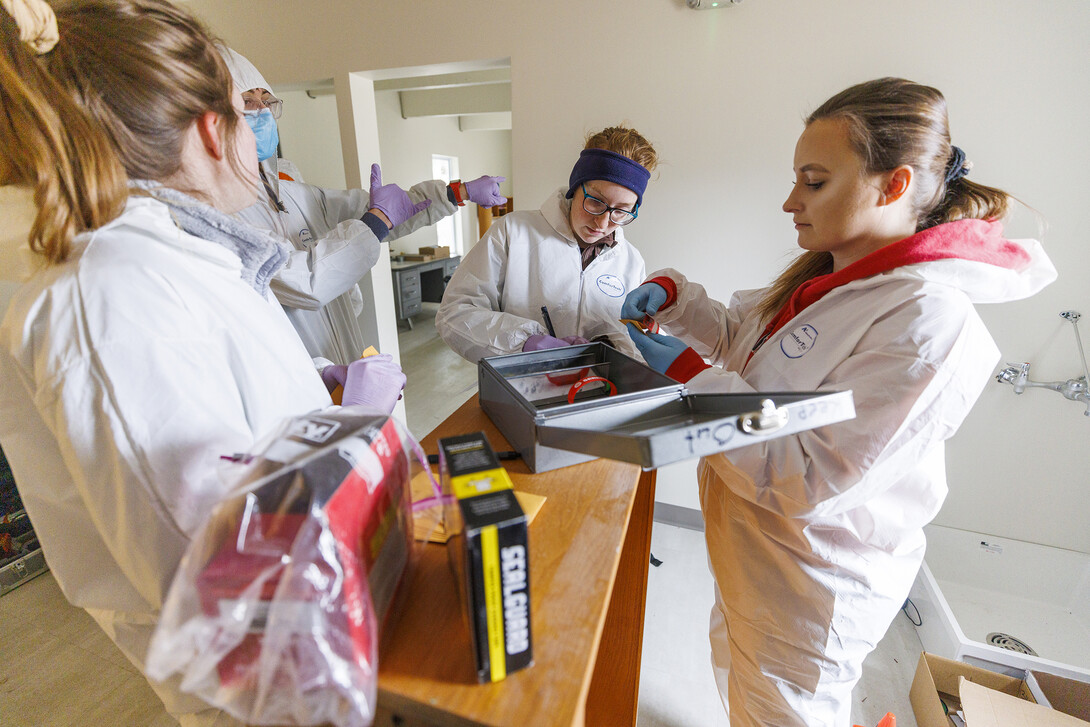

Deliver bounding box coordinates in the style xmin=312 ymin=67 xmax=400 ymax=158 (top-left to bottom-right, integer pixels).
xmin=390 ymin=256 xmax=461 ymax=328
xmin=375 ymin=395 xmax=656 ymax=727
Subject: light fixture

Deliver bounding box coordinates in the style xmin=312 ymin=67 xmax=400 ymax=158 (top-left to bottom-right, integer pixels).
xmin=687 ymin=0 xmax=743 ymax=8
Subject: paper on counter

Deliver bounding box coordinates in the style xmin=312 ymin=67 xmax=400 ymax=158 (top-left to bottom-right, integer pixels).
xmin=410 ymin=468 xmax=545 ymax=544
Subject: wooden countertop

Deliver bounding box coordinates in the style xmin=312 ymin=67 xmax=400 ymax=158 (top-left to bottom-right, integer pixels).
xmin=374 ymin=394 xmax=650 ymax=727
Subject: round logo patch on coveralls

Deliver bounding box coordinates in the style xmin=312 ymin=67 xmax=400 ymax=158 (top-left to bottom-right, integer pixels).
xmin=781 ymin=324 xmax=818 ymax=358
xmin=596 ymin=274 xmax=626 ymax=298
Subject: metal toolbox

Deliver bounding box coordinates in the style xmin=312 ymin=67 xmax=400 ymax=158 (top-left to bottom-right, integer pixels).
xmin=478 ymin=343 xmax=855 ymax=473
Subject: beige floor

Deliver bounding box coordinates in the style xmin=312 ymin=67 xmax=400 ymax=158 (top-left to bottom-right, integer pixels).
xmin=0 ymin=302 xmax=924 ymax=727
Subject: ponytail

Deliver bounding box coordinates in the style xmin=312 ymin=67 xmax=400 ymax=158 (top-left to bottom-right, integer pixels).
xmin=0 ymin=8 xmax=126 ymax=264
xmin=922 ymin=176 xmax=1012 ymax=230
xmin=1 ymin=0 xmax=243 ymax=266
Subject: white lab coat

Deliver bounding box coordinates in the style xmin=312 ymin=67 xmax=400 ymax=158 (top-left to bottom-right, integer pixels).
xmin=435 ymin=187 xmax=646 ymax=363
xmin=0 ymin=195 xmax=331 ymax=723
xmin=238 ymin=177 xmax=457 ymax=365
xmin=648 ymin=228 xmax=1056 ymax=726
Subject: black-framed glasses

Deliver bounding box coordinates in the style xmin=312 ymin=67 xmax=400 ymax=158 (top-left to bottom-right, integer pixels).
xmin=242 ymin=93 xmax=283 ymax=119
xmin=581 ymin=183 xmax=638 ymax=226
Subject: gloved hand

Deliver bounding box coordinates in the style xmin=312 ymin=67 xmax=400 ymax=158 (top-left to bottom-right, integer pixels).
xmin=626 ymin=323 xmax=692 ymax=374
xmin=621 ymin=282 xmax=669 ymax=321
xmin=368 ymin=164 xmax=431 ymax=228
xmin=561 ymin=335 xmax=589 ymax=345
xmin=321 ymin=363 xmax=348 ymax=393
xmin=464 ymin=175 xmax=507 ymax=207
xmin=522 ymin=334 xmax=569 ymax=352
xmin=340 ymin=354 xmax=407 ymax=414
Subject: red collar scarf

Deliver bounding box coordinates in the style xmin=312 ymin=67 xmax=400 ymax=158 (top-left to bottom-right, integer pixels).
xmin=744 ymin=219 xmax=1029 ymax=371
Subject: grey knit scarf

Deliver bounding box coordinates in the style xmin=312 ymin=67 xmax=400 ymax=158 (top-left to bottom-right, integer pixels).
xmin=131 ymin=181 xmax=288 ymax=295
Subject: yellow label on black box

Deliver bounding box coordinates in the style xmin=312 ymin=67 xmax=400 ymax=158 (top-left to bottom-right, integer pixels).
xmin=450 ymin=468 xmax=513 ymax=501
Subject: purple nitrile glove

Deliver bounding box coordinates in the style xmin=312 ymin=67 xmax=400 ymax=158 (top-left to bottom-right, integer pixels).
xmin=522 ymin=334 xmax=568 ymax=352
xmin=621 ymin=282 xmax=669 ymax=321
xmin=561 ymin=335 xmax=590 ymax=345
xmin=625 ymin=323 xmax=691 ymax=374
xmin=341 ymin=354 xmax=407 ymax=415
xmin=464 ymin=175 xmax=507 ymax=207
xmin=321 ymin=364 xmax=348 ymax=393
xmin=368 ymin=164 xmax=431 ymax=228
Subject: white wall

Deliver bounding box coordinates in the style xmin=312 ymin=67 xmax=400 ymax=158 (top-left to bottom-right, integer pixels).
xmin=195 ymin=0 xmax=1090 ymax=554
xmin=276 ymin=90 xmax=348 ymax=190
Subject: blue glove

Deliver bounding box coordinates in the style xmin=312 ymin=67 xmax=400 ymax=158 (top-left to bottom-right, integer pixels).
xmin=621 ymin=282 xmax=669 ymax=321
xmin=464 ymin=175 xmax=507 ymax=206
xmin=368 ymin=164 xmax=431 ymax=228
xmin=626 ymin=323 xmax=691 ymax=374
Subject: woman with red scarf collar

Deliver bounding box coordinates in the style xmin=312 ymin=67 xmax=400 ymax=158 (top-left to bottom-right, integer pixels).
xmin=622 ymin=78 xmax=1056 ymax=727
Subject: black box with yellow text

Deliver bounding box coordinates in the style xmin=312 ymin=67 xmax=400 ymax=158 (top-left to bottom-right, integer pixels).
xmin=439 ymin=432 xmax=532 ymax=683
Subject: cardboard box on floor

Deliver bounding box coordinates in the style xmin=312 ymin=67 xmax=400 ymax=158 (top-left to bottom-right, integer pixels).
xmin=910 ymin=652 xmax=1090 ymax=727
xmin=1028 ymin=670 xmax=1090 ymax=723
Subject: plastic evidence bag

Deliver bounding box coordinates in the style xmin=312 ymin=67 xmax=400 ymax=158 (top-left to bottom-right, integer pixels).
xmin=147 ymin=409 xmax=441 ymax=727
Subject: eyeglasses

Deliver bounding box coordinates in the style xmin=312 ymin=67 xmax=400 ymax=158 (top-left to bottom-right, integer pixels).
xmin=242 ymin=93 xmax=283 ymax=119
xmin=581 ymin=183 xmax=638 ymax=226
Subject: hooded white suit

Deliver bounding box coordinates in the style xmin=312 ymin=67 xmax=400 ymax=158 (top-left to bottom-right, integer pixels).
xmin=646 ymin=220 xmax=1056 ymax=726
xmin=435 ymin=187 xmax=646 ymax=362
xmin=0 ymin=193 xmax=330 ymax=725
xmin=237 ymin=179 xmax=457 ymax=365
xmin=220 ymin=46 xmax=459 ymax=365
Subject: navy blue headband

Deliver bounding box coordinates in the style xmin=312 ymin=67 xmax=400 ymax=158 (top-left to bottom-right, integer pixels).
xmin=566 ymin=148 xmax=651 ymax=207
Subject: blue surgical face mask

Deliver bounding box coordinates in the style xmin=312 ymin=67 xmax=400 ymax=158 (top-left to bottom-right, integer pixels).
xmin=244 ymin=109 xmax=279 ymax=162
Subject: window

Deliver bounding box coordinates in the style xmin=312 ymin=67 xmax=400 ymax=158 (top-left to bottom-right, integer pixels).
xmin=431 ymin=154 xmax=464 ymax=255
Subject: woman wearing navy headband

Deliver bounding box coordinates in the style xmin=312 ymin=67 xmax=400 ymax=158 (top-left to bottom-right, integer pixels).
xmin=436 ymin=125 xmax=657 ymax=363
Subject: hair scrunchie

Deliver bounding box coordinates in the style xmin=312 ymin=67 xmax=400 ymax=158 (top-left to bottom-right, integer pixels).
xmin=1 ymin=0 xmax=58 ymax=54
xmin=944 ymin=145 xmax=971 ymax=186
xmin=566 ymin=148 xmax=651 ymax=207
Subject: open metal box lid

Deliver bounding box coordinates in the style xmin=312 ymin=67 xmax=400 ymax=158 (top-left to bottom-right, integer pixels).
xmin=478 ymin=343 xmax=855 ymax=472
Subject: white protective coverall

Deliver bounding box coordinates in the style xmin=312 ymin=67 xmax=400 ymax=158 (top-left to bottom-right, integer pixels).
xmin=0 ymin=194 xmax=331 ymax=725
xmin=435 ymin=187 xmax=645 ymax=362
xmin=647 ymin=228 xmax=1056 ymax=726
xmin=221 ymin=44 xmax=460 ymax=365
xmin=237 ymin=179 xmax=457 ymax=365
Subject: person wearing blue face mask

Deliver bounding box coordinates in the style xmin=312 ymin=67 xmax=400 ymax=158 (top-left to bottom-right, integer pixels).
xmin=242 ymin=104 xmax=279 ymax=163
xmin=219 ymin=47 xmax=508 ymax=368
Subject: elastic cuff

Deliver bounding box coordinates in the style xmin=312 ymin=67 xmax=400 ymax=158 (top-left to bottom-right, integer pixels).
xmin=647 ymin=276 xmax=678 ymax=309
xmin=665 ymin=347 xmax=710 ymax=384
xmin=449 ymin=181 xmax=466 ymax=206
xmin=361 ymin=212 xmax=391 ymax=241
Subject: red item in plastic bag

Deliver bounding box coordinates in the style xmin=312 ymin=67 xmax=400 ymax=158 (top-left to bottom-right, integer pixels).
xmin=150 ymin=411 xmax=422 ymax=726
xmin=196 ymin=417 xmax=409 ymax=691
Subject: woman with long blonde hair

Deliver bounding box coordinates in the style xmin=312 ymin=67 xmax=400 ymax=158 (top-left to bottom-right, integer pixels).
xmin=0 ymin=1 xmax=396 ymax=723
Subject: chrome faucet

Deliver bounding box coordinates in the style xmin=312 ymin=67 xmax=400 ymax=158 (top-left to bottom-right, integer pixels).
xmin=995 ymin=362 xmax=1030 ymax=394
xmin=995 ymin=311 xmax=1090 ymax=416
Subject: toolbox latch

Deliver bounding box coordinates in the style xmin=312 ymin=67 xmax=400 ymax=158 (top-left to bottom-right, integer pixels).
xmin=738 ymin=399 xmax=788 ymax=435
